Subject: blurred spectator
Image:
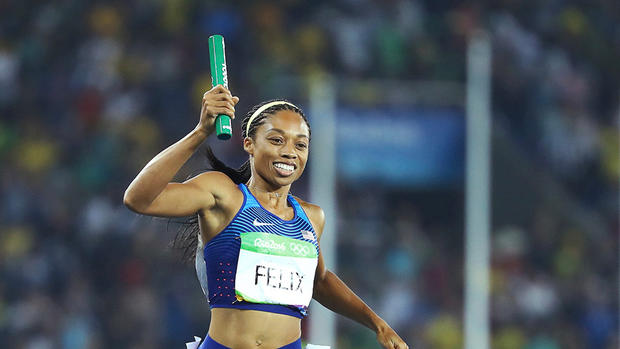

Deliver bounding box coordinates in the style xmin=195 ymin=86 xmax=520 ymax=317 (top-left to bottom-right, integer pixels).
xmin=0 ymin=0 xmax=618 ymax=348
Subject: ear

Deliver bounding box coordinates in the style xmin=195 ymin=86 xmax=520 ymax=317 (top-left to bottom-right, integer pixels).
xmin=243 ymin=137 xmax=254 ymax=157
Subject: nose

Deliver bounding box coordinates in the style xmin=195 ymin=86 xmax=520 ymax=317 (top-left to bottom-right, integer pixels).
xmin=280 ymin=142 xmax=297 ymax=159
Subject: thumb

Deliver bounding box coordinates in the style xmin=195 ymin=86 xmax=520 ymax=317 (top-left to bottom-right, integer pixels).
xmin=232 ymin=96 xmax=240 ymax=105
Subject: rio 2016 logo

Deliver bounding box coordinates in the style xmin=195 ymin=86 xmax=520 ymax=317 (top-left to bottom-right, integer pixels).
xmin=254 ymin=238 xmax=285 ymax=251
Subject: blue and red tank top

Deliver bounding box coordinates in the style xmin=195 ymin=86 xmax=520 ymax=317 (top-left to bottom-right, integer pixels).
xmin=195 ymin=182 xmax=319 ymax=319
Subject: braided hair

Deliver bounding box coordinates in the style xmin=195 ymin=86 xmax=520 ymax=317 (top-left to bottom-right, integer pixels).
xmin=169 ymin=100 xmax=311 ymax=264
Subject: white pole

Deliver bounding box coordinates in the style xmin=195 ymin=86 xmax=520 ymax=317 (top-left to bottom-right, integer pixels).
xmin=308 ymin=76 xmax=337 ymax=346
xmin=616 ymin=93 xmax=620 ymax=349
xmin=464 ymin=31 xmax=492 ymax=349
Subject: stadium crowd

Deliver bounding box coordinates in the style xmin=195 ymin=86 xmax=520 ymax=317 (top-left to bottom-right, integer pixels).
xmin=0 ymin=0 xmax=618 ymax=348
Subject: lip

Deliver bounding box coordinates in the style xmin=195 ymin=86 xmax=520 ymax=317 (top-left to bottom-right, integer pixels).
xmin=272 ymin=161 xmax=297 ymax=169
xmin=272 ymin=161 xmax=296 ymax=177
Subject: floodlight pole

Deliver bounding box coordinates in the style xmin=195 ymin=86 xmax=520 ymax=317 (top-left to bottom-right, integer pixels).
xmin=308 ymin=76 xmax=338 ymax=347
xmin=464 ymin=31 xmax=492 ymax=349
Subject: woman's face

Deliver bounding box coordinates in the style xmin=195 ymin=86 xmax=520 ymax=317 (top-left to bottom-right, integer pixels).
xmin=244 ymin=110 xmax=310 ymax=187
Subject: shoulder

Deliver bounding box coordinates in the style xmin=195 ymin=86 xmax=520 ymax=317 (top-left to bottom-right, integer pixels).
xmin=293 ymin=195 xmax=325 ymax=238
xmin=192 ymin=170 xmax=237 ymax=189
xmin=193 ymin=170 xmax=235 ymax=182
xmin=191 ymin=170 xmax=241 ymax=202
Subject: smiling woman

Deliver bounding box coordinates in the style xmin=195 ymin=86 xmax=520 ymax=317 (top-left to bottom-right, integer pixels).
xmin=122 ymin=85 xmax=409 ymax=349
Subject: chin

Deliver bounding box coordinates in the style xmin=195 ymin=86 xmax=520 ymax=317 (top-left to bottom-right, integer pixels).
xmin=271 ymin=168 xmax=303 ymax=184
xmin=274 ymin=176 xmax=297 ymax=186
xmin=274 ymin=173 xmax=302 ymax=186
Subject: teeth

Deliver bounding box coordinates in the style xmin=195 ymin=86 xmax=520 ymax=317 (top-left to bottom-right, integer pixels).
xmin=274 ymin=163 xmax=294 ymax=172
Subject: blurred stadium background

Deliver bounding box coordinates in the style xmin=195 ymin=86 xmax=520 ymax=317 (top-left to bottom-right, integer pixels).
xmin=1 ymin=1 xmax=619 ymax=348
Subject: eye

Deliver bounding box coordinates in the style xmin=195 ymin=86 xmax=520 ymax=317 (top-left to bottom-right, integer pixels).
xmin=269 ymin=137 xmax=283 ymax=144
xmin=296 ymin=143 xmax=308 ymax=149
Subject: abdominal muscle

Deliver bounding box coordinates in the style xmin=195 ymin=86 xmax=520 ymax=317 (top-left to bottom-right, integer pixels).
xmin=208 ymin=308 xmax=301 ymax=348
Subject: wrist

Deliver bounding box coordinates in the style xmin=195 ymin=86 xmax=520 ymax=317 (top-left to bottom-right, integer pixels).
xmin=188 ymin=127 xmax=210 ymax=150
xmin=371 ymin=317 xmax=390 ymax=334
xmin=192 ymin=126 xmax=212 ymax=140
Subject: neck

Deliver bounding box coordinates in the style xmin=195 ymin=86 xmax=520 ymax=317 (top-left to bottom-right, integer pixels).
xmin=246 ymin=177 xmax=290 ymax=206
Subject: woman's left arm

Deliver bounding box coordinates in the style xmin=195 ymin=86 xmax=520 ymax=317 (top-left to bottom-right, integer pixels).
xmin=305 ymin=204 xmax=409 ymax=349
xmin=313 ymin=266 xmax=409 ymax=349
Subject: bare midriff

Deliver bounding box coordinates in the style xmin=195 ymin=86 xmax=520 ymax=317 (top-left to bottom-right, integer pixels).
xmin=208 ymin=308 xmax=301 ymax=348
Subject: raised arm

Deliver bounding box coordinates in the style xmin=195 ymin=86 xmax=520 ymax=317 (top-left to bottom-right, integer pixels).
xmin=303 ymin=203 xmax=409 ymax=349
xmin=123 ymin=85 xmax=239 ymax=217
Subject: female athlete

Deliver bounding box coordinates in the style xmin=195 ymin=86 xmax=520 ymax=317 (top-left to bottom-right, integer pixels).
xmin=123 ymin=85 xmax=409 ymax=349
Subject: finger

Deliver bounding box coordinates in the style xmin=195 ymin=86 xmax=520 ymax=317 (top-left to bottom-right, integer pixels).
xmin=214 ymin=94 xmax=235 ymax=104
xmin=209 ymin=100 xmax=235 ymax=109
xmin=205 ymin=86 xmax=226 ymax=98
xmin=378 ymin=339 xmax=392 ymax=349
xmin=209 ymin=91 xmax=235 ymax=103
xmin=396 ymin=341 xmax=409 ymax=349
xmin=210 ymin=106 xmax=235 ymax=118
xmin=206 ymin=88 xmax=230 ymax=97
xmin=211 ymin=106 xmax=233 ymax=115
xmin=217 ymin=102 xmax=235 ymax=116
xmin=203 ymin=91 xmax=228 ymax=104
xmin=211 ymin=84 xmax=227 ymax=92
xmin=232 ymin=96 xmax=240 ymax=105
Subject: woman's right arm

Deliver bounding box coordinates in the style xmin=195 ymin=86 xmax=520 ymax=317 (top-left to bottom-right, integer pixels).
xmin=123 ymin=85 xmax=239 ymax=217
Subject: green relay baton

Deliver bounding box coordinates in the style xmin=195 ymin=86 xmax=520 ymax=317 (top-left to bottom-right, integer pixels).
xmin=208 ymin=35 xmax=232 ymax=140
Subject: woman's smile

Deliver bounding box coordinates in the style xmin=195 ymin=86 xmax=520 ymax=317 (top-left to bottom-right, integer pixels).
xmin=273 ymin=161 xmax=296 ymax=176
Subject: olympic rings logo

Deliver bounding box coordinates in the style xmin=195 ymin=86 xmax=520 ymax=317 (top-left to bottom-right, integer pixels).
xmin=289 ymin=242 xmax=310 ymax=256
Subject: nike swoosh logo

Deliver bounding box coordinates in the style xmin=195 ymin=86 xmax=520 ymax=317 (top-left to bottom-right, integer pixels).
xmin=253 ymin=218 xmax=276 ymax=226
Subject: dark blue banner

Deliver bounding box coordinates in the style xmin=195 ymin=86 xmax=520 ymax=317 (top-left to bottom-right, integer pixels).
xmin=336 ymin=106 xmax=464 ymax=187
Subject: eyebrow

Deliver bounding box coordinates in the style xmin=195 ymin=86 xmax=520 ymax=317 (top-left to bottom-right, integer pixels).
xmin=266 ymin=128 xmax=309 ymax=139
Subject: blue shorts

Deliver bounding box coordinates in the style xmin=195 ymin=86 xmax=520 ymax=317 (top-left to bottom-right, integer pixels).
xmin=199 ymin=335 xmax=302 ymax=349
